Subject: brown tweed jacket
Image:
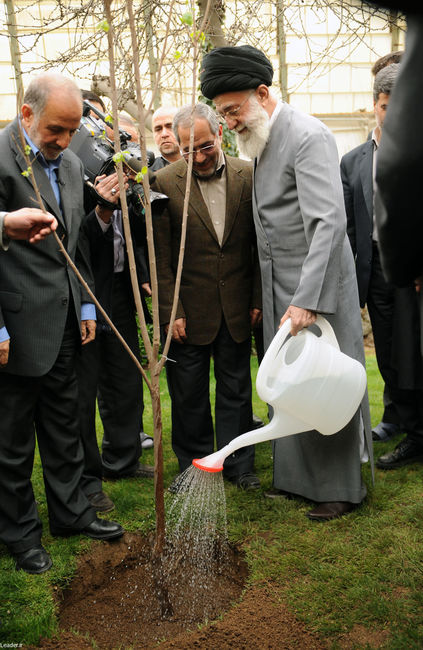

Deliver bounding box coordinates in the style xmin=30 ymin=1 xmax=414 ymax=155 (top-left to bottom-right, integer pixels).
xmin=153 ymin=154 xmax=261 ymax=345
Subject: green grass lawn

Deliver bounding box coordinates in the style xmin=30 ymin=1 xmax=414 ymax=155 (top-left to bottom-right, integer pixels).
xmin=1 ymin=354 xmax=423 ymax=648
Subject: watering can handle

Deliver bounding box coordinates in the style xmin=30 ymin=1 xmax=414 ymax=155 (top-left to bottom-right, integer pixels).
xmin=314 ymin=315 xmax=340 ymax=350
xmin=257 ymin=316 xmax=339 ymax=403
xmin=256 ymin=318 xmax=293 ymax=403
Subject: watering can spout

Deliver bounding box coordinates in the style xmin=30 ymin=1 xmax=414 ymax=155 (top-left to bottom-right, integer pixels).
xmin=192 ymin=316 xmax=367 ymax=475
xmin=192 ymin=415 xmax=309 ymax=473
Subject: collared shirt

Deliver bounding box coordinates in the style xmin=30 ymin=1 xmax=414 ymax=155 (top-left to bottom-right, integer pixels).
xmin=0 ymin=212 xmax=10 ymax=251
xmin=196 ymin=150 xmax=227 ymax=246
xmin=269 ymin=100 xmax=284 ymax=129
xmin=24 ymin=130 xmax=63 ymax=210
xmin=96 ymin=209 xmax=125 ymax=273
xmin=371 ymin=127 xmax=381 ymax=242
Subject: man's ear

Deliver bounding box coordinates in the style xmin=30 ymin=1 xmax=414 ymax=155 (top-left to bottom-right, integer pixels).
xmin=21 ymin=104 xmax=34 ymax=126
xmin=256 ymin=84 xmax=270 ymax=105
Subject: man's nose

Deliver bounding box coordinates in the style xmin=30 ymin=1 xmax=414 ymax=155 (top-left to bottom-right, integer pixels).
xmin=195 ymin=150 xmax=207 ymax=163
xmin=224 ymin=115 xmax=237 ymax=130
xmin=56 ymin=132 xmax=73 ymax=150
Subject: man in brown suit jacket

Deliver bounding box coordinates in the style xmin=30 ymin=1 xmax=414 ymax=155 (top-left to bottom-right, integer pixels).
xmin=153 ymin=103 xmax=262 ymax=489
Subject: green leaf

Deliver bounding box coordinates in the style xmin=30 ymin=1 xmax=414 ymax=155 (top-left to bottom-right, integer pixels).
xmin=180 ymin=12 xmax=193 ymax=25
xmin=24 ymin=144 xmax=31 ymax=156
xmin=134 ymin=167 xmax=148 ymax=184
xmin=21 ymin=166 xmax=32 ymax=177
xmin=104 ymin=114 xmax=113 ymax=125
xmin=174 ymin=50 xmax=182 ymax=60
xmin=97 ymin=19 xmax=109 ymax=33
xmin=112 ymin=152 xmax=125 ymax=164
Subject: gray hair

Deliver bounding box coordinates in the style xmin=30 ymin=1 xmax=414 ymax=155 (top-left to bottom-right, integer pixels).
xmin=173 ymin=103 xmax=219 ymax=143
xmin=373 ymin=63 xmax=400 ymax=102
xmin=23 ymin=73 xmax=82 ymax=118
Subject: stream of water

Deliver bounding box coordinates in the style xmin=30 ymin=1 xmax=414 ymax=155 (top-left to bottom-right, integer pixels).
xmin=164 ymin=465 xmax=229 ymax=619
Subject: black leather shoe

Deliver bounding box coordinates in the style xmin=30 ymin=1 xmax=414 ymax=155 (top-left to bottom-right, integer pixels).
xmin=14 ymin=545 xmax=52 ymax=574
xmin=307 ymin=501 xmax=356 ymax=521
xmin=51 ymin=517 xmax=124 ymax=540
xmin=372 ymin=421 xmax=400 ymax=442
xmin=227 ymin=472 xmax=261 ymax=490
xmin=376 ymin=437 xmax=423 ymax=469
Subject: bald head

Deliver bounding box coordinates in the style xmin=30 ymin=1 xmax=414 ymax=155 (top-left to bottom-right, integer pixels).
xmin=21 ymin=72 xmax=82 ymax=160
xmin=152 ymin=106 xmax=181 ymax=162
xmin=23 ymin=72 xmax=82 ymax=119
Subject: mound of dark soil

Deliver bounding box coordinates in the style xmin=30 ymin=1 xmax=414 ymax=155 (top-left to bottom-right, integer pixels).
xmin=30 ymin=532 xmax=325 ymax=649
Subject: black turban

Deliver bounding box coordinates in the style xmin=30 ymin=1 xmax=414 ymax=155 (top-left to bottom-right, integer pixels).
xmin=200 ymin=45 xmax=273 ymax=100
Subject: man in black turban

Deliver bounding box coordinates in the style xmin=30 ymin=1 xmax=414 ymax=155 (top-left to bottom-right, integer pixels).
xmin=200 ymin=45 xmax=373 ymax=523
xmin=200 ymin=45 xmax=273 ymax=100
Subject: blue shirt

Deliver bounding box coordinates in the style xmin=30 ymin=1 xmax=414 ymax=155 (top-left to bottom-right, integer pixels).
xmin=0 ymin=129 xmax=95 ymax=343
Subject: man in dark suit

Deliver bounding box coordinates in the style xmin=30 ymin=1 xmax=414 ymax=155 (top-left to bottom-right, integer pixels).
xmin=77 ymin=169 xmax=153 ymax=504
xmin=0 ymin=73 xmax=123 ymax=575
xmin=153 ymin=103 xmax=262 ymax=489
xmin=341 ymin=64 xmax=423 ymax=469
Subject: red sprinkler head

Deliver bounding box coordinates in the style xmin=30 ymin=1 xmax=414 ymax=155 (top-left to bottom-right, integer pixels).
xmin=192 ymin=458 xmax=223 ymax=472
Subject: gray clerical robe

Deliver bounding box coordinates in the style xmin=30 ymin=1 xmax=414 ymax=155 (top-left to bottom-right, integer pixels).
xmin=253 ymin=102 xmax=373 ymax=504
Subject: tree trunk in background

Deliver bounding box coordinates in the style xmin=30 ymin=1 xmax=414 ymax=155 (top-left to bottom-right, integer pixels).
xmin=276 ymin=0 xmax=289 ymax=103
xmin=143 ymin=0 xmax=161 ymax=110
xmin=389 ymin=9 xmax=402 ymax=51
xmin=4 ymin=0 xmax=24 ymax=108
xmin=198 ymin=0 xmax=227 ymax=47
xmin=91 ymin=75 xmax=153 ymax=130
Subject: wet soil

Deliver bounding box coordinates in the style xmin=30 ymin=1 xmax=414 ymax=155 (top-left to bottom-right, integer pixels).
xmin=29 ymin=532 xmax=326 ymax=649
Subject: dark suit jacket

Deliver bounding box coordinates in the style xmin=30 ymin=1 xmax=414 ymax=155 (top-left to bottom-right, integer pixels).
xmin=80 ymin=208 xmax=151 ymax=325
xmin=0 ymin=119 xmax=94 ymax=376
xmin=153 ymin=155 xmax=261 ymax=345
xmin=375 ymin=14 xmax=423 ymax=286
xmin=340 ymin=139 xmax=374 ymax=307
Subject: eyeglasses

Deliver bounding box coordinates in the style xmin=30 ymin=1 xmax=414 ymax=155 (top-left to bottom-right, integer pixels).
xmin=180 ymin=138 xmax=217 ymax=158
xmin=216 ymin=90 xmax=255 ymax=124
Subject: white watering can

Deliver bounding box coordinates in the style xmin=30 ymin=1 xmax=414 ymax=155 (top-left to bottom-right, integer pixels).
xmin=192 ymin=315 xmax=367 ymax=473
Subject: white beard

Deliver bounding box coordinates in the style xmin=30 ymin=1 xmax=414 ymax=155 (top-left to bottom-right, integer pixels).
xmin=236 ymin=96 xmax=270 ymax=160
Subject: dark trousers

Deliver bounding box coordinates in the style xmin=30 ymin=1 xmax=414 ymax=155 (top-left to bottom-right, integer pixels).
xmin=0 ymin=326 xmax=95 ymax=554
xmin=77 ymin=274 xmax=143 ymax=487
xmin=367 ymin=244 xmax=423 ymax=443
xmin=166 ymin=319 xmax=254 ymax=476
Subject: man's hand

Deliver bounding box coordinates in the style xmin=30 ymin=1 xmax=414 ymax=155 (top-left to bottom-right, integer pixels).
xmin=81 ymin=319 xmax=96 ymax=345
xmin=4 ymin=209 xmax=57 ymax=243
xmin=165 ymin=317 xmax=187 ymax=344
xmin=94 ymin=172 xmax=128 ymax=223
xmin=0 ymin=339 xmax=10 ymax=366
xmin=250 ymin=308 xmax=262 ymax=329
xmin=279 ymin=305 xmax=316 ymax=336
xmin=142 ymin=282 xmax=152 ymax=296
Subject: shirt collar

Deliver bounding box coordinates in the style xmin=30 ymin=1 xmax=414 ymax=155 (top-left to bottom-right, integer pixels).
xmin=215 ymin=149 xmax=226 ymax=176
xmin=269 ymin=100 xmax=284 ymax=130
xmin=372 ymin=126 xmax=381 ymax=149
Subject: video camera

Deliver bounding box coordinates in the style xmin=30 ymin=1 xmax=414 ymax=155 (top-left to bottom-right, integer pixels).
xmin=68 ymin=100 xmax=167 ymax=219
